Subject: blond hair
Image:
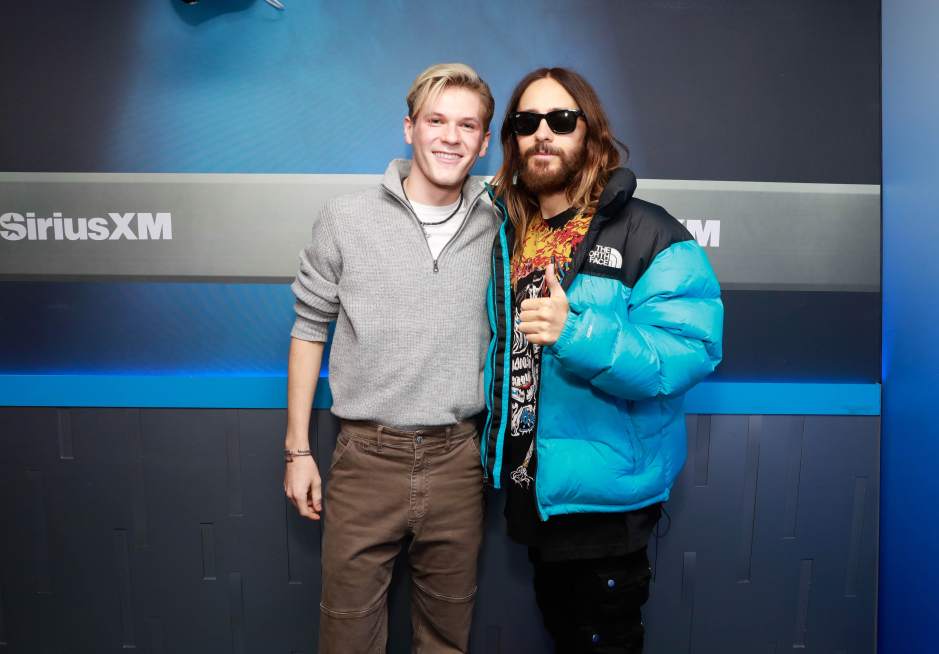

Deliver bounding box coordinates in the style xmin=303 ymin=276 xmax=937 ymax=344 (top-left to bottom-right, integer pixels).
xmin=406 ymin=63 xmax=495 ymax=131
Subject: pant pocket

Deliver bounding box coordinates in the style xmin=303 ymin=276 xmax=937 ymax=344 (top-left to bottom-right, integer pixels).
xmin=589 ymin=555 xmax=651 ymax=619
xmin=326 ymin=432 xmax=353 ymax=475
xmin=465 ymin=430 xmax=482 ymax=457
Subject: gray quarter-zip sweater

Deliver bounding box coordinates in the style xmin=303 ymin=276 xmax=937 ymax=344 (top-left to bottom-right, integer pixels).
xmin=291 ymin=159 xmax=498 ymax=427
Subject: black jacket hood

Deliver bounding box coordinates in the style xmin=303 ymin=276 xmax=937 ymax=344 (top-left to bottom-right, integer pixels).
xmin=596 ymin=167 xmax=638 ymax=219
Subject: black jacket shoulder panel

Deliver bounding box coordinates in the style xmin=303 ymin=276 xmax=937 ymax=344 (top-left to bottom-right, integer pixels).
xmin=623 ymin=198 xmax=694 ymax=288
xmin=582 ymin=196 xmax=694 ymax=288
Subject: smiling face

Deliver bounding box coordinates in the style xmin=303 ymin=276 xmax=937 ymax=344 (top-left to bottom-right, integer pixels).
xmin=404 ymin=86 xmax=490 ymax=204
xmin=516 ymin=77 xmax=587 ymax=197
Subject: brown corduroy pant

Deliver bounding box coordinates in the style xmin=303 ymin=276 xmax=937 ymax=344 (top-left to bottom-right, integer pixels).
xmin=319 ymin=418 xmax=484 ymax=654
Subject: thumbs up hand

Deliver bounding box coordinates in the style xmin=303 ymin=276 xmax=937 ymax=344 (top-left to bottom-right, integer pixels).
xmin=518 ymin=262 xmax=570 ymax=346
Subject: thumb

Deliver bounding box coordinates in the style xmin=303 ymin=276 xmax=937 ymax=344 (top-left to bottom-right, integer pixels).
xmin=546 ymin=263 xmax=564 ymax=297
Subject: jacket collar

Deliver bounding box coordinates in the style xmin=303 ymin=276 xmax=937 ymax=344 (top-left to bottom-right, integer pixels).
xmin=381 ymin=158 xmax=487 ymax=206
xmin=595 ymin=167 xmax=638 ymax=220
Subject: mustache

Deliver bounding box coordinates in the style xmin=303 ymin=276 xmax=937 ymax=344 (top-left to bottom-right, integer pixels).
xmin=522 ymin=143 xmax=564 ymax=159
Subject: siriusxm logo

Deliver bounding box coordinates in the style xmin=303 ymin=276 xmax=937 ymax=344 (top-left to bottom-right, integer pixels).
xmin=678 ymin=219 xmax=720 ymax=247
xmin=0 ymin=212 xmax=173 ymax=241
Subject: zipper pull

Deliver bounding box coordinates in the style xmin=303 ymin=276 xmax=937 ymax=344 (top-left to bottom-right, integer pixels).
xmin=433 ymin=260 xmax=439 ymax=273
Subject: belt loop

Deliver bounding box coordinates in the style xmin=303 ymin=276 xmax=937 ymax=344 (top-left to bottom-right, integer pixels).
xmin=446 ymin=425 xmax=452 ymax=449
xmin=376 ymin=425 xmax=383 ymax=453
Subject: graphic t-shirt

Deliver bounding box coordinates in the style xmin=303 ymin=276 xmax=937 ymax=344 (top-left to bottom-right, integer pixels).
xmin=505 ymin=207 xmax=590 ymax=542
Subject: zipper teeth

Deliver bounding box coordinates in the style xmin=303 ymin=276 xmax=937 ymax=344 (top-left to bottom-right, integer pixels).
xmin=491 ymin=222 xmax=513 ymax=486
xmin=386 ymin=190 xmax=438 ymax=268
xmin=435 ymin=189 xmax=486 ymax=265
xmin=386 ymin=186 xmax=486 ymax=273
xmin=481 ymin=250 xmax=499 ymax=472
xmin=532 ymin=348 xmax=548 ymax=519
xmin=486 ymin=225 xmax=501 ymax=477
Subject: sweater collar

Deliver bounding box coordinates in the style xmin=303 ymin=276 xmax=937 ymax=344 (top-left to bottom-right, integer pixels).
xmin=381 ymin=158 xmax=487 ymax=206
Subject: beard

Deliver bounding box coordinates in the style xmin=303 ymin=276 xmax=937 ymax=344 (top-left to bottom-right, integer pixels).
xmin=518 ymin=142 xmax=586 ymax=196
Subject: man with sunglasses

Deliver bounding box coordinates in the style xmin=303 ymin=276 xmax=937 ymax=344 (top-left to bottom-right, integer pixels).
xmin=285 ymin=63 xmax=496 ymax=653
xmin=483 ymin=68 xmax=723 ymax=653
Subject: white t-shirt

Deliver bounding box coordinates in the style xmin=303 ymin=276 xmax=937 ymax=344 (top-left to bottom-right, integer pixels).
xmin=410 ymin=196 xmax=469 ymax=260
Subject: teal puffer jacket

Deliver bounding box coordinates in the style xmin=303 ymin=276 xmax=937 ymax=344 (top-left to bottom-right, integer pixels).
xmin=482 ymin=168 xmax=723 ymax=519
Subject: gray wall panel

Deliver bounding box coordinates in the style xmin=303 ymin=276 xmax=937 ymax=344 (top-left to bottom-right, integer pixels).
xmin=0 ymin=409 xmax=878 ymax=653
xmin=0 ymin=174 xmax=879 ymax=292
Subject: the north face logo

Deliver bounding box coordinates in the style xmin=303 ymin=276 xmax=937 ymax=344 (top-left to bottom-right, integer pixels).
xmin=588 ymin=244 xmax=623 ymax=269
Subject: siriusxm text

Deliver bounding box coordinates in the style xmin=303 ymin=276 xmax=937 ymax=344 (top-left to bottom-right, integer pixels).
xmin=0 ymin=212 xmax=173 ymax=241
xmin=677 ymin=219 xmax=720 ymax=247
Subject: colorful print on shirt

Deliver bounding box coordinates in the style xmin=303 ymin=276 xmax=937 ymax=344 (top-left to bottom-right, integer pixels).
xmin=510 ymin=211 xmax=592 ymax=286
xmin=507 ymin=210 xmax=591 ymax=489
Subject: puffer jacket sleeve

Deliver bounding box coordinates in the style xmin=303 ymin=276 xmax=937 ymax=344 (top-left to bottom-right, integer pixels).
xmin=550 ymin=239 xmax=723 ymax=399
xmin=290 ymin=202 xmax=342 ymax=342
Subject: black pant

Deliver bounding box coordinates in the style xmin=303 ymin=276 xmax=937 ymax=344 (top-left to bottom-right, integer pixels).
xmin=530 ymin=548 xmax=652 ymax=654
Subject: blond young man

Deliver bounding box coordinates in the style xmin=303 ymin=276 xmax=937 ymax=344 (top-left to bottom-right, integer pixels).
xmin=284 ymin=64 xmax=496 ymax=653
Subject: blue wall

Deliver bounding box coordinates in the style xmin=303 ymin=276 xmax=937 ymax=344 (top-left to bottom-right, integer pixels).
xmin=0 ymin=0 xmax=883 ymax=387
xmin=881 ymin=1 xmax=939 ymax=652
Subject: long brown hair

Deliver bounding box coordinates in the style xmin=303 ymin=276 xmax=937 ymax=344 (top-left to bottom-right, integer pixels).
xmin=492 ymin=68 xmax=623 ymax=254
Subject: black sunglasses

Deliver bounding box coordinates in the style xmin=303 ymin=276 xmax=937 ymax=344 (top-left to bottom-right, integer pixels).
xmin=508 ymin=109 xmax=585 ymax=136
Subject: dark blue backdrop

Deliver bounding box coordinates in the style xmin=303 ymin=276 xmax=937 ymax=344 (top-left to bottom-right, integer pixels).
xmin=0 ymin=0 xmax=880 ymax=182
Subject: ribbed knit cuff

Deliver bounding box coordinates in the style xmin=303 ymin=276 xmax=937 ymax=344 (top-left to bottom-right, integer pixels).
xmin=290 ymin=316 xmax=330 ymax=342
